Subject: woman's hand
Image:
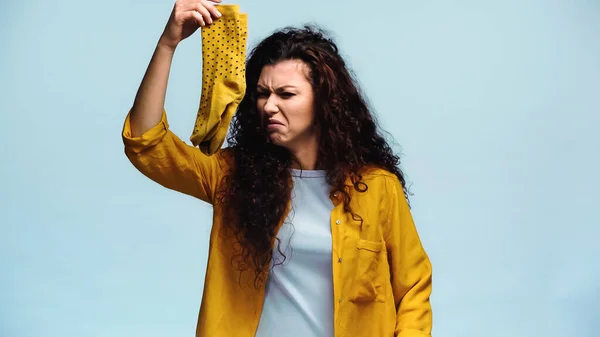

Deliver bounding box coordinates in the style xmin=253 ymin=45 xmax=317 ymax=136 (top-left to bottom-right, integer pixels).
xmin=159 ymin=0 xmax=223 ymax=50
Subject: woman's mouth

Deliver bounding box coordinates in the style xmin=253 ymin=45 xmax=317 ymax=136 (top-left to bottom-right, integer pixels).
xmin=267 ymin=119 xmax=283 ymax=126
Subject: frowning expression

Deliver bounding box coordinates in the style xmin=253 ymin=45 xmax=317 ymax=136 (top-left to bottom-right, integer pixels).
xmin=256 ymin=59 xmax=316 ymax=149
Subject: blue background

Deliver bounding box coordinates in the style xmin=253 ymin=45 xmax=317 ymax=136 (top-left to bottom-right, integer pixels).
xmin=1 ymin=0 xmax=599 ymax=336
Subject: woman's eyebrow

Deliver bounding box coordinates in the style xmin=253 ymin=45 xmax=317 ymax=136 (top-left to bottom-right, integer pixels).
xmin=256 ymin=84 xmax=298 ymax=91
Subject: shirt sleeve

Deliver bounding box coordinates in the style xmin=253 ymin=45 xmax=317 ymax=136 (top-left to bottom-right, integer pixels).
xmin=122 ymin=109 xmax=229 ymax=204
xmin=383 ymin=175 xmax=433 ymax=337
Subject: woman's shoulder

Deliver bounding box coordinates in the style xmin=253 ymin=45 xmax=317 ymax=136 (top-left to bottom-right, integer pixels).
xmin=358 ymin=165 xmax=406 ymax=197
xmin=214 ymin=147 xmax=236 ymax=171
xmin=360 ymin=165 xmax=401 ymax=184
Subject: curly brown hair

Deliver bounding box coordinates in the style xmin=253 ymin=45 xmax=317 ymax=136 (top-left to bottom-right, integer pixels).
xmin=217 ymin=25 xmax=409 ymax=286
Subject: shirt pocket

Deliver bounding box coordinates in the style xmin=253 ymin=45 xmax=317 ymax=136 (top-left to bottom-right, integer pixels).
xmin=348 ymin=239 xmax=386 ymax=303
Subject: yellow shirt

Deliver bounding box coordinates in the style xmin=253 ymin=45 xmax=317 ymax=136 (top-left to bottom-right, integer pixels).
xmin=122 ymin=110 xmax=433 ymax=337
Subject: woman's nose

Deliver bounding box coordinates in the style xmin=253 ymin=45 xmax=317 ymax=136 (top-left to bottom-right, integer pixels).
xmin=263 ymin=95 xmax=279 ymax=116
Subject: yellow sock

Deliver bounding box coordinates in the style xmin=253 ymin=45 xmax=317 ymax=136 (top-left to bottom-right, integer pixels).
xmin=207 ymin=13 xmax=248 ymax=153
xmin=190 ymin=5 xmax=248 ymax=155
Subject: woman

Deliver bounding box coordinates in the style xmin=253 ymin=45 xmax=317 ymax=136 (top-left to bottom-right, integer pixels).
xmin=122 ymin=1 xmax=433 ymax=336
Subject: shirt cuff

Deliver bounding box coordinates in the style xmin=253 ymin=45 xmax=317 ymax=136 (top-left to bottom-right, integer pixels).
xmin=121 ymin=109 xmax=169 ymax=154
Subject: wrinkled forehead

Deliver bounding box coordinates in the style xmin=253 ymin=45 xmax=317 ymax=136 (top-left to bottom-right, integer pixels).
xmin=257 ymin=59 xmax=311 ymax=88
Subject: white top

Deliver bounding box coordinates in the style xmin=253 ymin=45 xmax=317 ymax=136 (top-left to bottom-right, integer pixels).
xmin=254 ymin=169 xmax=335 ymax=337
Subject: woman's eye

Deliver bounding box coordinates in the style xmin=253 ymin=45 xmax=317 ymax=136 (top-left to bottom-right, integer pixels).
xmin=280 ymin=92 xmax=295 ymax=98
xmin=256 ymin=92 xmax=268 ymax=98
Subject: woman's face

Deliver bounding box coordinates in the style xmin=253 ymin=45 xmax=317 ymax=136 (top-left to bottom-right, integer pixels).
xmin=256 ymin=59 xmax=316 ymax=150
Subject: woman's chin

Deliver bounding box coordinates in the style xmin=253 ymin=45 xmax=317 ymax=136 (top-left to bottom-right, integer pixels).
xmin=268 ymin=134 xmax=289 ymax=147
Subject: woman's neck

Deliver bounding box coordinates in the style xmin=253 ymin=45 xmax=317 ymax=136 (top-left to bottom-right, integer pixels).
xmin=288 ymin=136 xmax=319 ymax=170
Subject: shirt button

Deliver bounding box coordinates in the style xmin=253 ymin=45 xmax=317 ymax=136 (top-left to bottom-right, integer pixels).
xmin=335 ymin=219 xmax=341 ymax=225
xmin=338 ymin=258 xmax=342 ymax=263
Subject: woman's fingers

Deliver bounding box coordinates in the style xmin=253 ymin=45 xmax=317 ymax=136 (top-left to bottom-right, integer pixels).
xmin=176 ymin=0 xmax=222 ymax=26
xmin=195 ymin=3 xmax=213 ymax=25
xmin=204 ymin=1 xmax=222 ymax=20
xmin=190 ymin=10 xmax=207 ymax=27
